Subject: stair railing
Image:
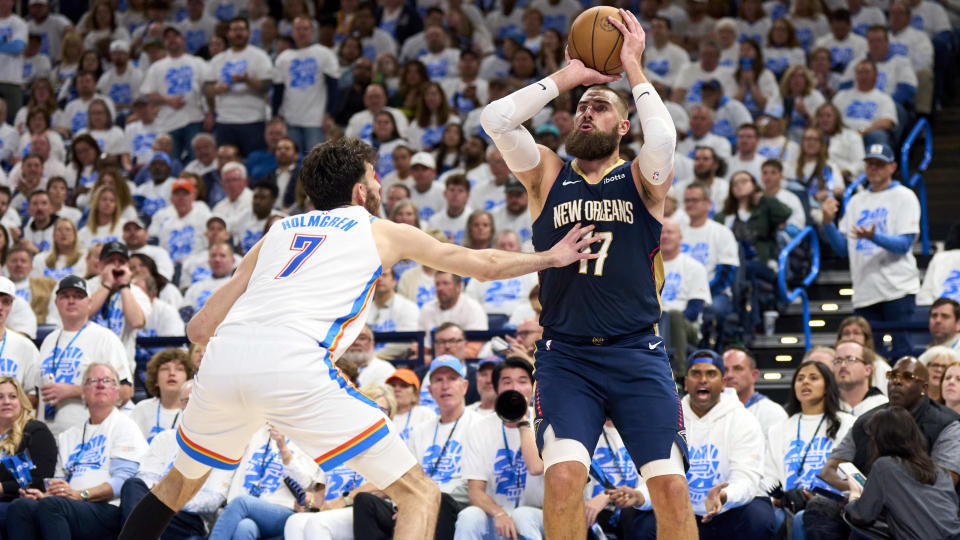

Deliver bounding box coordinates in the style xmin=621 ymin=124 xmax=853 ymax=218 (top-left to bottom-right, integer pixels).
xmin=778 ymin=226 xmax=821 ymax=351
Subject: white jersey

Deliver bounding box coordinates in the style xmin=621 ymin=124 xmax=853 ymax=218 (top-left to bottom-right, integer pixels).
xmin=220 ymin=206 xmax=380 ymax=360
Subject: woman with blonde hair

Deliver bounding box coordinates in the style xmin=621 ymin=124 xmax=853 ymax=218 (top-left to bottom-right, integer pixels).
xmin=918 ymin=346 xmax=959 ymax=403
xmin=78 ymin=186 xmax=125 ymax=247
xmin=54 ymin=32 xmax=83 ymax=89
xmin=779 ymin=65 xmax=826 ymax=141
xmin=31 ymin=219 xmax=86 ymax=281
xmin=940 ymin=362 xmax=960 ymax=414
xmin=814 ymin=102 xmax=865 ymax=182
xmin=792 ymin=127 xmax=844 ymax=222
xmin=463 ymin=210 xmax=496 ymax=250
xmin=0 ymin=377 xmax=57 ymax=511
xmin=389 ymin=199 xmax=422 ymax=280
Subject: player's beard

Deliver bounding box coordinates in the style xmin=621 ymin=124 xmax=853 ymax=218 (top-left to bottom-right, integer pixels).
xmin=340 ymin=349 xmax=373 ymax=367
xmin=564 ymin=125 xmax=620 ymax=161
xmin=363 ymin=185 xmax=381 ymax=215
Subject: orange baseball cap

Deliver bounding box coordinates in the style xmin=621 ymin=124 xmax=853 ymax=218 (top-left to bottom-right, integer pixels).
xmin=172 ymin=178 xmax=197 ymax=194
xmin=386 ymin=368 xmax=421 ymax=391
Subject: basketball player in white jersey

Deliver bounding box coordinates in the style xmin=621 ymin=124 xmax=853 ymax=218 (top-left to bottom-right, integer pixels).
xmin=118 ymin=138 xmax=600 ymax=540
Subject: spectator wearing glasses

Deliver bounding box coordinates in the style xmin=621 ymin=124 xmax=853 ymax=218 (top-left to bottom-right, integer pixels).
xmin=919 ymin=346 xmax=958 ymax=404
xmin=6 ymin=362 xmax=148 ymax=539
xmin=38 ymin=276 xmax=134 ymax=436
xmin=812 ymin=357 xmax=960 ymax=540
xmin=0 ymin=376 xmax=57 ymax=524
xmin=928 ymin=298 xmax=960 ymax=350
xmin=832 ymin=340 xmax=888 ymax=416
xmin=835 ymin=315 xmax=892 ymax=393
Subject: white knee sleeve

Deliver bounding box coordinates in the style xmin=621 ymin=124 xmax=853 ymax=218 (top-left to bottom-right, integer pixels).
xmin=633 ymin=83 xmax=676 ymax=185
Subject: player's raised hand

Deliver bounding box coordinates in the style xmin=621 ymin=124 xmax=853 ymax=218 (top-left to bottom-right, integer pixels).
xmin=608 ymin=9 xmax=646 ymax=70
xmin=564 ymin=46 xmax=621 ymax=86
xmin=550 ymin=223 xmax=602 ymax=268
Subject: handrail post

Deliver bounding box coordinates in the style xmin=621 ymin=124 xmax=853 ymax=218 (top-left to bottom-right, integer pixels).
xmin=777 ymin=226 xmax=821 ymax=351
xmin=900 ymin=118 xmax=932 ymax=256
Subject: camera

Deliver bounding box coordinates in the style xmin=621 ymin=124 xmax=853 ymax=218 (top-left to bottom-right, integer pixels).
xmin=495 ymin=390 xmax=528 ymax=423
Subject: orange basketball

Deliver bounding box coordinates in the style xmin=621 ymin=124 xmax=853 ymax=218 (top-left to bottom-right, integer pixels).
xmin=568 ymin=6 xmax=625 ymax=75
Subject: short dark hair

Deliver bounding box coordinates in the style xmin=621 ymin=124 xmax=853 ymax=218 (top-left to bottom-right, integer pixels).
xmin=21 ymin=153 xmax=43 ymax=166
xmin=761 ymin=158 xmax=783 ymax=172
xmin=279 ymin=136 xmax=299 ymax=153
xmin=299 ymin=138 xmax=376 ymax=211
xmin=932 ymin=297 xmax=960 ymax=320
xmin=435 ymin=271 xmax=463 ymax=286
xmin=28 ymin=189 xmax=48 ymax=202
xmin=252 ymin=180 xmax=279 ymax=199
xmin=444 ymin=174 xmax=471 ymax=192
xmin=737 ymin=123 xmax=760 ymax=138
xmin=0 ymin=186 xmax=11 ymax=200
xmin=435 ymin=321 xmax=465 ymax=337
xmin=229 ymin=16 xmax=249 ymax=29
xmin=492 ymin=356 xmax=534 ymax=392
xmin=829 ymin=8 xmax=851 ymax=22
xmin=723 ymin=345 xmax=757 ymax=370
xmin=652 ymin=15 xmax=672 ymax=29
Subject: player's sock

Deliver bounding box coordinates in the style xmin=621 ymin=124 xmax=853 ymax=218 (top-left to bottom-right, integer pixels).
xmin=117 ymin=491 xmax=176 ymax=540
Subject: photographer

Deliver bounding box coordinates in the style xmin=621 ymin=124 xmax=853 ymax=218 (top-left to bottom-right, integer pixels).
xmin=456 ymin=357 xmax=544 ymax=540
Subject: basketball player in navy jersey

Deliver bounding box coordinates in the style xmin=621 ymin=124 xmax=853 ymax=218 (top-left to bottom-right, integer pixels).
xmin=481 ymin=9 xmax=697 ymax=539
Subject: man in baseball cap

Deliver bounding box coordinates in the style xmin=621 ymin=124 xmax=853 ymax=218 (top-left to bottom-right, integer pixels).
xmin=122 ymin=218 xmax=175 ymax=281
xmin=89 ymin=239 xmax=151 ymax=365
xmin=410 ymin=152 xmax=443 ymax=221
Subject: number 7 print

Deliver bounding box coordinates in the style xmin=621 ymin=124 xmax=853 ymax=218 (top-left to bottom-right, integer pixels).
xmin=275 ymin=234 xmax=326 ymax=279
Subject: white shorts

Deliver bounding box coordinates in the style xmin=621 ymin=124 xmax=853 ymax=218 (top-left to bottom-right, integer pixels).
xmin=175 ymin=326 xmax=415 ymax=488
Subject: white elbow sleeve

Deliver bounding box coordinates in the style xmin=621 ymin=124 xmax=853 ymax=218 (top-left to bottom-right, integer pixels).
xmin=480 ymin=77 xmax=559 ymax=173
xmin=633 ymin=83 xmax=676 ymax=185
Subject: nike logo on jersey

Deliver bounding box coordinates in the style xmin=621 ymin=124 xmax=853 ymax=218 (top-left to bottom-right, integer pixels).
xmin=638 ymin=91 xmax=650 ymax=98
xmin=562 ymin=180 xmax=581 ymax=186
xmin=649 ymin=341 xmax=662 ymax=349
xmin=538 ymin=82 xmax=547 ymax=91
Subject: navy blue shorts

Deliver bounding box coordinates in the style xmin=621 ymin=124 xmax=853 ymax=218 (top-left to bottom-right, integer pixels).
xmin=532 ymin=331 xmax=688 ymax=469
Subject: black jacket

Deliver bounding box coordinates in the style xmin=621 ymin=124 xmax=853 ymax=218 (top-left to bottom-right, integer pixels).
xmin=0 ymin=420 xmax=58 ymax=501
xmin=852 ymin=398 xmax=960 ymax=474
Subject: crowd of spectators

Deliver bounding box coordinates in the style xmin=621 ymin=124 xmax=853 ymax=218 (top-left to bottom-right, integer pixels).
xmin=0 ymin=0 xmax=957 ymax=537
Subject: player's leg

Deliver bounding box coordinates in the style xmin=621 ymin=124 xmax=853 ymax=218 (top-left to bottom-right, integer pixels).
xmin=533 ymin=340 xmax=607 ymax=540
xmin=606 ymin=335 xmax=697 ymax=540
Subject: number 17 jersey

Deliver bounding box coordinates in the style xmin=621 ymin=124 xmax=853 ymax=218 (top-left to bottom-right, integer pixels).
xmin=532 ymin=160 xmax=664 ymax=338
xmin=219 ymin=206 xmax=382 ymax=359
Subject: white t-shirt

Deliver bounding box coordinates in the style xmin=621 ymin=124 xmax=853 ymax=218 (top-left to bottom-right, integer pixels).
xmin=180 ymin=15 xmax=218 ymax=53
xmin=27 ymin=13 xmax=72 ymax=62
xmin=123 ymin=121 xmax=161 ymax=166
xmin=0 ymin=122 xmax=19 ymax=165
xmin=724 ymin=153 xmax=765 ymax=184
xmin=367 ymin=294 xmax=420 ymax=360
xmin=772 ymin=188 xmax=807 ymax=230
xmin=87 ymin=276 xmax=154 ymax=369
xmin=465 ymin=272 xmax=538 ymax=317
xmin=77 ymin=222 xmax=124 ymax=249
xmin=680 ymin=220 xmax=740 ymax=288
xmin=394 ymin=405 xmax=437 ymax=442
xmin=746 ymin=394 xmax=789 ymax=441
xmin=211 ymin=188 xmax=253 ymax=230
xmin=182 ymin=275 xmax=230 ymax=313
xmin=73 ymin=126 xmax=129 ymax=159
xmin=763 ymin=412 xmax=855 ymax=494
xmin=585 ymin=425 xmax=639 ymax=499
xmin=97 ymin=65 xmax=144 ymax=109
xmin=133 ymin=177 xmax=176 ymax=218
xmin=229 ymin=209 xmax=269 ymax=254
xmin=833 ymin=87 xmax=898 ymax=132
xmin=676 ymin=133 xmax=733 ymax=161
xmin=273 ymin=44 xmax=339 ymax=128
xmin=764 ymin=47 xmax=807 ymax=77
xmin=838 ymin=182 xmax=921 ymax=308
xmin=30 ymin=252 xmax=86 ymax=282
xmin=427 ymin=208 xmax=471 ymax=246
xmin=409 ymin=182 xmax=447 ymax=223
xmin=814 ymin=33 xmax=868 ymax=72
xmin=643 ymin=41 xmax=690 ymax=87
xmin=130 ymin=245 xmax=175 ymax=281
xmin=407 ymin=408 xmax=478 ymax=504
xmin=204 ymin=46 xmax=273 ymax=124
xmin=491 ymin=207 xmax=533 ymax=246
xmin=140 ymin=299 xmax=185 ymax=338
xmin=140 ymin=54 xmax=207 ymax=132
xmin=418 ymin=294 xmax=489 ymax=333
xmin=470 ymin=179 xmax=508 ymax=213
xmin=39 ymin=322 xmax=133 ymax=435
xmin=356 ymin=357 xmax=396 ymax=387
xmin=417 ymin=49 xmax=461 ymax=80
xmin=0 ymin=328 xmax=41 ymax=393
xmin=344 ymin=107 xmax=409 ymax=144
xmin=55 ymin=409 xmax=147 ymax=504
xmin=136 ymin=428 xmax=232 ymax=513
xmin=151 ymin=205 xmax=212 ymax=263
xmin=55 ymin=94 xmax=116 ymax=136
xmin=674 ymin=64 xmax=736 ymax=104
xmin=0 ymin=14 xmax=28 ymax=85
xmin=917 ymin=250 xmax=960 ymax=305
xmin=225 ymin=425 xmax=323 ymax=508
xmin=461 ymin=412 xmax=544 ymax=509
xmin=130 ymin=397 xmax=182 ymax=443
xmin=851 ymin=7 xmax=886 ymax=36
xmin=661 ymin=253 xmax=711 ymax=313
xmin=890 ymin=26 xmax=934 ymax=71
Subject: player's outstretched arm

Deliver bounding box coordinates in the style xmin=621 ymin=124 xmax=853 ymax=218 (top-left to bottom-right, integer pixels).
xmin=608 ymin=9 xmax=675 ymax=206
xmin=186 ymin=240 xmax=264 ymax=345
xmin=372 ymin=219 xmax=600 ymax=281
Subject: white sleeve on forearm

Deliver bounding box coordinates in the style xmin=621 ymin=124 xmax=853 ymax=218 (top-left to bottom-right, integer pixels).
xmin=633 ymin=83 xmax=676 ymax=185
xmin=480 ymin=77 xmax=559 ymax=172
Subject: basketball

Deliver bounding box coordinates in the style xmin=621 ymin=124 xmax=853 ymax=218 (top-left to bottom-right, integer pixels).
xmin=568 ymin=6 xmax=626 ymax=75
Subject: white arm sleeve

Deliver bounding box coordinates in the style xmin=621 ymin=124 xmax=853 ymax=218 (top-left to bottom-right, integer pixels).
xmin=633 ymin=83 xmax=676 ymax=185
xmin=480 ymin=77 xmax=559 ymax=172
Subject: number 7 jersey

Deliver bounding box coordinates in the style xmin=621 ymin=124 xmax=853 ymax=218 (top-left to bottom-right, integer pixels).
xmin=219 ymin=206 xmax=382 ymax=359
xmin=532 ymin=160 xmax=664 ymax=338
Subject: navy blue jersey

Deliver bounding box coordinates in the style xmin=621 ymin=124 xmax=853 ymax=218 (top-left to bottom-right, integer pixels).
xmin=532 ymin=159 xmax=664 ymax=338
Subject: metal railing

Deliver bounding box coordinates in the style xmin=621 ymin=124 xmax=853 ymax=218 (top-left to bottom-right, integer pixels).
xmin=777 ymin=226 xmax=821 ymax=351
xmin=841 ymin=118 xmax=933 ymax=256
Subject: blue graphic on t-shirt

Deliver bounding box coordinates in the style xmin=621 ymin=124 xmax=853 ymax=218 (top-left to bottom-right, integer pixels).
xmin=191 ymin=265 xmax=212 ymax=284
xmin=15 ymin=289 xmax=30 ymax=303
xmin=686 ymin=444 xmax=722 ymax=505
xmin=42 ymin=265 xmax=77 ymax=281
xmin=681 ymin=242 xmax=710 ymax=266
xmin=0 ymin=358 xmax=20 ymax=378
xmin=712 ymin=118 xmax=735 ymax=144
xmin=661 ymin=272 xmax=682 ymax=302
xmin=889 ymin=42 xmax=909 ymax=58
xmin=647 ymin=59 xmax=670 ymax=77
xmin=590 ymin=445 xmax=638 ymax=497
xmin=940 ymin=270 xmax=960 ymax=302
xmin=185 ymin=30 xmax=207 ymax=53
xmin=686 ymin=81 xmax=703 ymax=103
xmin=910 ymin=15 xmax=924 ymax=30
xmin=421 ymin=126 xmax=445 ymax=149
xmin=424 ymin=58 xmax=451 ymax=79
xmin=324 ymin=463 xmax=363 ymax=500
xmin=289 ymin=57 xmax=317 ymax=89
xmin=494 ymin=447 xmax=527 ymax=505
xmin=483 ymin=279 xmax=523 ymax=309
xmin=42 ymin=347 xmax=85 ymax=384
xmin=418 ymin=206 xmax=436 ymax=222
xmin=830 ymin=46 xmax=855 ymax=70
xmin=241 ymin=229 xmax=262 ymax=253
xmin=415 ymin=285 xmax=436 ymax=308
xmin=165 ymin=66 xmax=194 ymax=95
xmin=853 ymin=207 xmax=889 ymax=255
xmin=542 ymin=14 xmax=567 ymax=33
xmin=92 ymin=294 xmax=125 ymax=337
xmin=421 ymin=439 xmax=462 ymax=483
xmin=110 ymin=83 xmax=133 ymax=106
xmin=0 ymin=28 xmax=11 ymax=42
xmin=66 ymin=434 xmax=107 ymax=479
xmin=214 ymin=2 xmax=235 ymax=21
xmin=845 ymin=100 xmax=879 ymax=121
xmin=220 ymin=60 xmax=248 ymax=85
xmin=195 ymin=290 xmax=213 ymax=312
xmin=71 ymin=111 xmax=88 ymax=134
xmin=783 ymin=436 xmax=834 ymax=491
xmin=358 ymin=123 xmax=374 ymax=144
xmin=141 ymin=197 xmax=167 ymax=217
xmin=243 ymin=445 xmax=284 ymax=496
xmin=133 ymin=133 xmax=157 ymax=157
xmin=379 ymin=18 xmax=398 ymax=37
xmin=23 ymin=63 xmax=33 ymax=80
xmin=766 ymin=56 xmax=790 ymax=76
xmin=796 ymin=28 xmax=814 ymax=51
xmin=167 ymin=225 xmax=196 ymax=262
